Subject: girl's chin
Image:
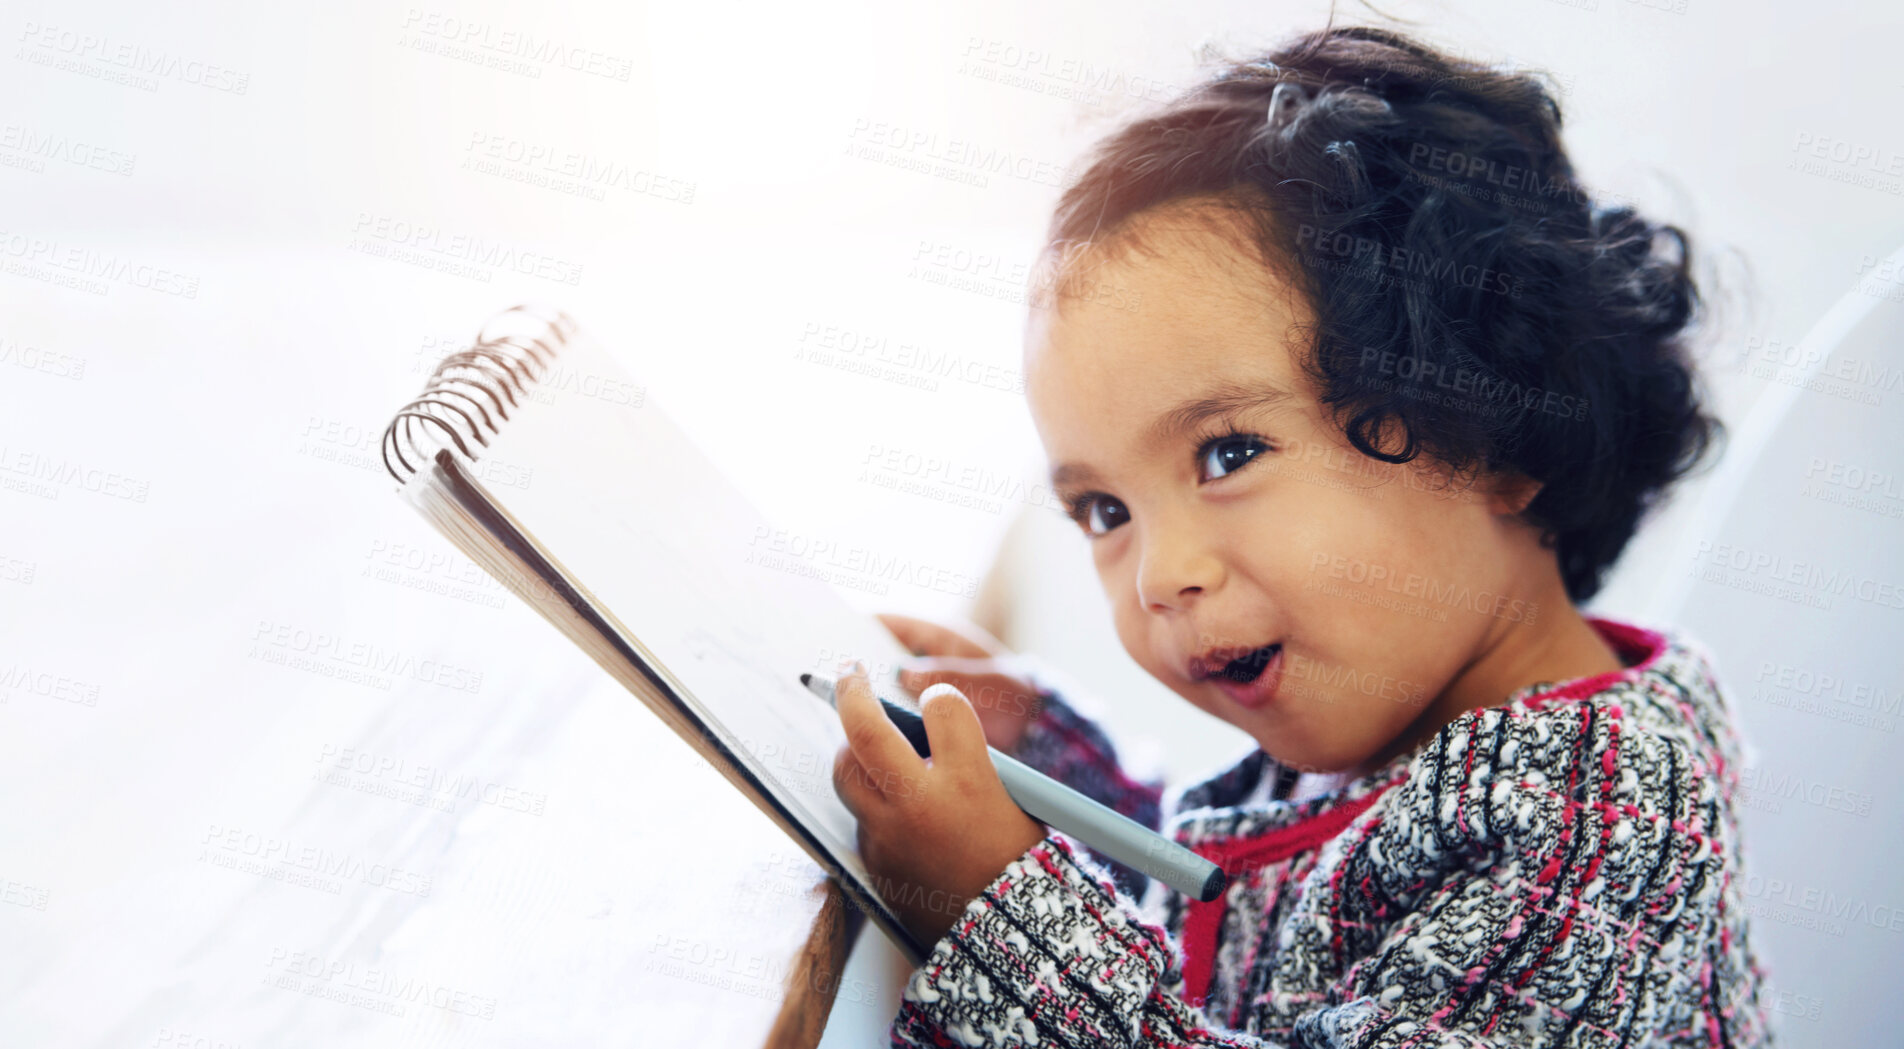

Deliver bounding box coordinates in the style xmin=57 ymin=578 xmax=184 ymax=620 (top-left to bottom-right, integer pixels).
xmin=1242 ymin=723 xmax=1378 ymax=781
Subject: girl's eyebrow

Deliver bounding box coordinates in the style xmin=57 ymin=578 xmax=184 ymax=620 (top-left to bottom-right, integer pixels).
xmin=1049 ymin=378 xmax=1291 ymax=491
xmin=1143 ymin=379 xmax=1291 ymax=445
xmin=1049 ymin=460 xmax=1099 ymax=492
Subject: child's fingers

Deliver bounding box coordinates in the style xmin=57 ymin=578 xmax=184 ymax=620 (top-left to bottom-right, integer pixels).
xmin=897 ymin=654 xmax=1004 ymax=683
xmin=899 ymin=660 xmax=1043 ymax=741
xmin=830 ymin=745 xmax=882 ymax=819
xmin=876 ymin=613 xmax=993 ymax=660
xmin=898 ymin=657 xmax=1036 ymax=703
xmin=916 ymin=683 xmax=989 ymax=771
xmin=834 ymin=660 xmax=926 ymax=791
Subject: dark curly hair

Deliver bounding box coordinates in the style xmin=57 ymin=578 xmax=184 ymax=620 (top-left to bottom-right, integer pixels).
xmin=1035 ymin=26 xmax=1720 ymax=602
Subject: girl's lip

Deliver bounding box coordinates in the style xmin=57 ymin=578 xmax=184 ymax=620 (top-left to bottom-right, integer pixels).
xmin=1209 ymin=646 xmax=1283 ymax=710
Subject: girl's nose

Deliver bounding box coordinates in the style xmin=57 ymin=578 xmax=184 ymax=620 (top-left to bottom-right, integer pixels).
xmin=1135 ymin=520 xmax=1225 ymax=613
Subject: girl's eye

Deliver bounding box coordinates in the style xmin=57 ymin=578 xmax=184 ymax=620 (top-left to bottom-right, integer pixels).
xmin=1198 ymin=433 xmax=1271 ymax=481
xmin=1064 ymin=430 xmax=1270 ymax=539
xmin=1067 ymin=494 xmax=1129 ymax=538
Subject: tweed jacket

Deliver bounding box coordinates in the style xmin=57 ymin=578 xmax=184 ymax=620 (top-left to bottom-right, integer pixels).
xmin=889 ymin=618 xmax=1778 ymax=1048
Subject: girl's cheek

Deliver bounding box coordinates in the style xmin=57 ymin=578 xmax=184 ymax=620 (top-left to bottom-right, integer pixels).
xmin=1111 ymin=604 xmax=1162 ymax=679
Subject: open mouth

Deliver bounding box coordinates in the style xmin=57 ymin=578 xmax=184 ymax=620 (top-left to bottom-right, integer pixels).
xmin=1192 ymin=642 xmax=1285 ymax=711
xmin=1189 ymin=642 xmax=1282 ymax=683
xmin=1215 ymin=644 xmax=1281 ymax=684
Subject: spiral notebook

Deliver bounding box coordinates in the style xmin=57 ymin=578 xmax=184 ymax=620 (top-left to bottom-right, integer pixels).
xmin=381 ymin=305 xmax=929 ymax=966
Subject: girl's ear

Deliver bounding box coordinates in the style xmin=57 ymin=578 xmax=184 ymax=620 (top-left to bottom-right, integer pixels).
xmin=1485 ymin=471 xmax=1544 ymax=516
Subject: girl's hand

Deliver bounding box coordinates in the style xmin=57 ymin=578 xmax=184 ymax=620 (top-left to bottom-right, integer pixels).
xmin=877 ymin=613 xmax=1046 ymax=754
xmin=829 ymin=658 xmax=1047 ymax=947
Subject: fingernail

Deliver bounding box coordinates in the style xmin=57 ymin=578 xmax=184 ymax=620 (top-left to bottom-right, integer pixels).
xmin=835 ymin=656 xmax=864 ymax=677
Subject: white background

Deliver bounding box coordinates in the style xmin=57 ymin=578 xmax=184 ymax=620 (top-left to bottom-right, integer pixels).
xmin=1 ymin=0 xmax=1899 ymax=1045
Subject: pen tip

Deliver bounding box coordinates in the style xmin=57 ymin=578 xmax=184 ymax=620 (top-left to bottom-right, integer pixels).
xmin=1201 ymin=866 xmax=1230 ymax=902
xmin=798 ymin=672 xmax=812 ymax=687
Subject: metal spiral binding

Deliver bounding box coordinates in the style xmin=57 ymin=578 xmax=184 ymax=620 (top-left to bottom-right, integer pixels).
xmin=382 ymin=304 xmax=580 ymax=484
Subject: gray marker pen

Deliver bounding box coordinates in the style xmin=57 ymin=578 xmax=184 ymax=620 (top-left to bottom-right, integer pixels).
xmin=801 ymin=671 xmax=1228 ymax=903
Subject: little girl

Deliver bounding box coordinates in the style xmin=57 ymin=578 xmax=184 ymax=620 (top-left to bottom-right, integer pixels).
xmin=827 ymin=25 xmax=1776 ymax=1048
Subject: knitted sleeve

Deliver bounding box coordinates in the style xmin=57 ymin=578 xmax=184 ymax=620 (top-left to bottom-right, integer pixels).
xmin=1287 ymin=701 xmax=1755 ymax=1047
xmin=890 ymin=698 xmax=1752 ymax=1048
xmin=1009 ymin=674 xmax=1166 ymax=900
xmin=890 ymin=829 xmax=1233 ymax=1048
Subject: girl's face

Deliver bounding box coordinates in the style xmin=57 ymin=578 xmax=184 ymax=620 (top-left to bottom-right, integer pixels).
xmin=1026 ymin=206 xmax=1550 ymax=778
